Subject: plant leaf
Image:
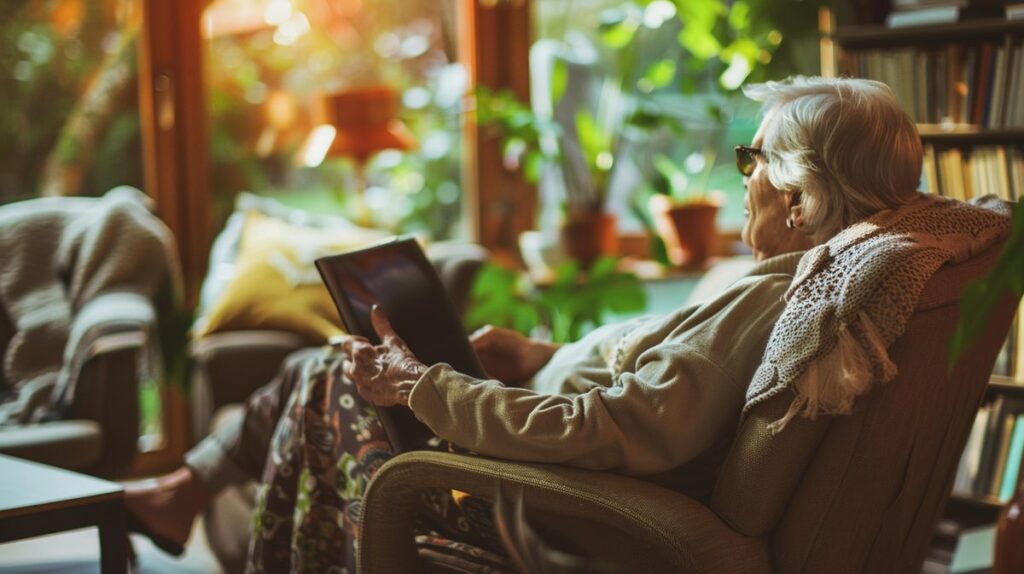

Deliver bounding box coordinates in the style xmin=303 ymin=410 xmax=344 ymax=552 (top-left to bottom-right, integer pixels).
xmin=639 ymin=58 xmax=676 ymax=91
xmin=550 ymin=58 xmax=568 ymax=105
xmin=728 ymin=1 xmax=751 ymax=33
xmin=949 ymin=205 xmax=1024 ymax=369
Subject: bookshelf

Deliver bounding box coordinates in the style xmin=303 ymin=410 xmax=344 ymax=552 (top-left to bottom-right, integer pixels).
xmin=832 ymin=19 xmax=1024 ymax=48
xmin=918 ymin=127 xmax=1024 ymax=146
xmin=821 ymin=11 xmax=1024 ymax=523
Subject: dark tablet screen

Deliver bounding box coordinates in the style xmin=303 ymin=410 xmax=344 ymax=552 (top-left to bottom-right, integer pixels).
xmin=315 ymin=238 xmax=484 ymax=451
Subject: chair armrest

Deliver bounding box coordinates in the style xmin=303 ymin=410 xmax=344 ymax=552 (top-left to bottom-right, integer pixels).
xmin=71 ymin=330 xmax=146 ymax=475
xmin=67 ymin=293 xmax=160 ymax=475
xmin=189 ymin=330 xmax=308 ymax=441
xmin=360 ymin=451 xmax=770 ymax=574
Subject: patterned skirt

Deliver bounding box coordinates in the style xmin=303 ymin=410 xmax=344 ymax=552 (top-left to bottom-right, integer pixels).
xmin=246 ymin=345 xmax=511 ymax=574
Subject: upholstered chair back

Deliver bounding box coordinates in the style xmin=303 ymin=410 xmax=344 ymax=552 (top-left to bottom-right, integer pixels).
xmin=709 ymin=240 xmax=1016 ymax=572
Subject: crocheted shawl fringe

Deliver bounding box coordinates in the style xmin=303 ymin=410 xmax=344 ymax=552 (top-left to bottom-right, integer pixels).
xmin=744 ymin=194 xmax=1011 ymax=435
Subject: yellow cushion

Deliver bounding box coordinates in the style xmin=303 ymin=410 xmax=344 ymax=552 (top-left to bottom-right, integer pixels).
xmin=196 ymin=212 xmax=388 ymax=343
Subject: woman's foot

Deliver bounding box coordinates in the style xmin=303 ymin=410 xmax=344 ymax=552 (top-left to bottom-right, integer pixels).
xmin=122 ymin=466 xmax=209 ymax=556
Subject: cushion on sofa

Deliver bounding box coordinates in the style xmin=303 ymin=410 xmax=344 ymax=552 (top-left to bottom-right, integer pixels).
xmin=195 ymin=211 xmax=389 ymax=343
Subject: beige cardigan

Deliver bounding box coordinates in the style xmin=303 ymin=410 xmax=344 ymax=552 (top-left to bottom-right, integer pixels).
xmin=409 ymin=252 xmax=802 ymax=478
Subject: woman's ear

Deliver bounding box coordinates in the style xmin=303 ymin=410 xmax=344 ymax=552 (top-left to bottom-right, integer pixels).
xmin=788 ymin=191 xmax=804 ymax=229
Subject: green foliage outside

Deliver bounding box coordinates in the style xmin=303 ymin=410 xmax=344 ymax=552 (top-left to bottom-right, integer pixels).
xmin=466 ymin=257 xmax=647 ymax=343
xmin=482 ymin=0 xmax=784 ymax=215
xmin=1 ymin=0 xmax=144 ymax=202
xmin=527 ymin=0 xmax=836 ymax=230
xmin=204 ymin=2 xmax=466 ymax=239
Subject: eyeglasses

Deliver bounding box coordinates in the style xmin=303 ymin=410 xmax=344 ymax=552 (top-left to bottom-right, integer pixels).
xmin=735 ymin=145 xmax=764 ymax=177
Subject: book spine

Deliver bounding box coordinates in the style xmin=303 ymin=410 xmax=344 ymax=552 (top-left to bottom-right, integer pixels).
xmin=923 ymin=144 xmax=939 ymax=194
xmin=961 ymin=407 xmax=992 ymax=495
xmin=973 ymin=43 xmax=994 ymax=126
xmin=988 ymin=44 xmax=1009 ymax=129
xmin=999 ymin=414 xmax=1024 ymax=502
xmin=963 ymin=47 xmax=976 ymax=125
xmin=1010 ymin=43 xmax=1024 ymax=128
xmin=947 ymin=44 xmax=961 ymax=125
xmin=976 ymin=395 xmax=1007 ymax=495
xmin=989 ymin=413 xmax=1017 ymax=497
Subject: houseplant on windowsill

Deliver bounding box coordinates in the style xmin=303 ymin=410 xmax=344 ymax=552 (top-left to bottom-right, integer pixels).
xmin=559 ymin=107 xmax=625 ymax=265
xmin=647 ymin=153 xmax=722 ymax=267
xmin=474 ymin=86 xmax=624 ymax=267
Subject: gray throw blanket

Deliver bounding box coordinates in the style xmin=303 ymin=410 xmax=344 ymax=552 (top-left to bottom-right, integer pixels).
xmin=744 ymin=194 xmax=1011 ymax=433
xmin=0 ymin=187 xmax=181 ymax=424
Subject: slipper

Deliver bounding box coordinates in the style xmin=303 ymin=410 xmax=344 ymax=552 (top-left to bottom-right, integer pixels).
xmin=125 ymin=511 xmax=185 ymax=557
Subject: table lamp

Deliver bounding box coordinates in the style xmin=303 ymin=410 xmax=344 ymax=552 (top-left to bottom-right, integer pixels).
xmin=298 ymin=86 xmax=417 ymax=221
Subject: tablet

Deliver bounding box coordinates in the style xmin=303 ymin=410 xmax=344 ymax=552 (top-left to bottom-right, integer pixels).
xmin=315 ymin=237 xmax=486 ymax=452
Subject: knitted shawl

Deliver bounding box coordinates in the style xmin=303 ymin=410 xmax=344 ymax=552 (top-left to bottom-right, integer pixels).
xmin=744 ymin=194 xmax=1011 ymax=433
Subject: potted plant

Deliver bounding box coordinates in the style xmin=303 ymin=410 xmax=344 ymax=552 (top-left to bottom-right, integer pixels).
xmin=559 ymin=108 xmax=623 ymax=266
xmin=647 ymin=153 xmax=722 ymax=267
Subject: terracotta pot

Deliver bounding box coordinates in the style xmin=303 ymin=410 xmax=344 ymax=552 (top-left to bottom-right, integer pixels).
xmin=560 ymin=211 xmax=618 ymax=267
xmin=650 ymin=195 xmax=719 ymax=267
xmin=995 ymin=487 xmax=1024 ymax=573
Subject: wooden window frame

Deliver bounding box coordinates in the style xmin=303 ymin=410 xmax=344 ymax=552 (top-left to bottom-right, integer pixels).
xmin=458 ymin=0 xmax=535 ymax=260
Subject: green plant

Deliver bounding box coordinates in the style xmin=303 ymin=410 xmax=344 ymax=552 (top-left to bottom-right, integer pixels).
xmin=477 ymin=0 xmax=784 ymax=220
xmin=466 ymin=256 xmax=647 ymax=343
xmin=475 ymin=86 xmax=562 ymax=186
xmin=949 ymin=207 xmax=1024 ymax=368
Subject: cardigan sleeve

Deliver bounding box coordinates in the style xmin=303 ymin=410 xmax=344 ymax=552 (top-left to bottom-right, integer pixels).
xmin=407 ymin=273 xmax=792 ymax=475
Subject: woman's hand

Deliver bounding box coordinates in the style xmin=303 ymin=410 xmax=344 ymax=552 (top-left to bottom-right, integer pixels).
xmin=470 ymin=325 xmax=560 ymax=385
xmin=343 ymin=306 xmax=428 ymax=407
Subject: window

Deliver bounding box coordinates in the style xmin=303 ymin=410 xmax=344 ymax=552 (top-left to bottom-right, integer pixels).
xmin=1 ymin=0 xmax=145 ymax=203
xmin=0 ymin=0 xmax=172 ymax=454
xmin=529 ymin=0 xmax=820 ymax=239
xmin=202 ymin=0 xmax=467 ymax=239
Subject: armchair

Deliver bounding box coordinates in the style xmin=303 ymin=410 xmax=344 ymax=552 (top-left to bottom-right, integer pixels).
xmin=0 ymin=190 xmax=178 ymax=477
xmin=360 ymin=240 xmax=1018 ymax=573
xmin=0 ymin=301 xmax=149 ymax=476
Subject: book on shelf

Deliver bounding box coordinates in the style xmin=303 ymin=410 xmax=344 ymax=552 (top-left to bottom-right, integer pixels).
xmin=999 ymin=414 xmax=1024 ymax=501
xmin=887 ymin=5 xmax=961 ymax=28
xmin=921 ymin=145 xmax=1023 ymax=200
xmin=840 ymin=39 xmax=1024 ymax=128
xmin=987 ymin=413 xmax=1016 ymax=497
xmin=886 ymin=0 xmax=1004 ymax=28
xmin=954 ymin=405 xmax=990 ymax=495
xmin=1008 ymin=3 xmax=1024 ymax=20
xmin=954 ymin=399 xmax=1024 ymax=503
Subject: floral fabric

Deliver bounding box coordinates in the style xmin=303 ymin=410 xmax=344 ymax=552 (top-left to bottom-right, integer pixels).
xmin=246 ymin=345 xmax=510 ymax=574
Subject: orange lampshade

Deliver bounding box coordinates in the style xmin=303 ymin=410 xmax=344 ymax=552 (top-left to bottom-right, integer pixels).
xmin=302 ymin=86 xmax=416 ymax=167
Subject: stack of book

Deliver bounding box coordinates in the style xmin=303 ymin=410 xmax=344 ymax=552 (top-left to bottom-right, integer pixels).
xmin=886 ymin=0 xmax=1004 ymax=28
xmin=921 ymin=145 xmax=1024 ymax=200
xmin=953 ymin=396 xmax=1024 ymax=502
xmin=841 ymin=41 xmax=1024 ymax=127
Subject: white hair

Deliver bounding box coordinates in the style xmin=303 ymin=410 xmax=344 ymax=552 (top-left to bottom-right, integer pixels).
xmin=743 ymin=76 xmax=923 ymax=240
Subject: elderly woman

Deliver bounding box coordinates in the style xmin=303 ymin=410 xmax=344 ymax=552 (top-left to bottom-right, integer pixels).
xmin=125 ymin=76 xmax=1007 ymax=571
